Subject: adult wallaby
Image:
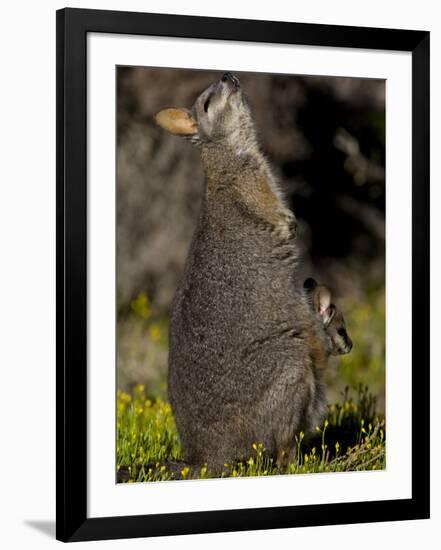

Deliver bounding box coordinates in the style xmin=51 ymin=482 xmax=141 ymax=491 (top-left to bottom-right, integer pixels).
xmin=155 ymin=73 xmax=331 ymax=471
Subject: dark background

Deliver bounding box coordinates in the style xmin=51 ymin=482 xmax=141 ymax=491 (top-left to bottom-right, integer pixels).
xmin=116 ymin=67 xmax=385 ymax=409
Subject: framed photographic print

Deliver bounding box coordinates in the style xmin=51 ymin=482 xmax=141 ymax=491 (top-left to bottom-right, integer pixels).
xmin=56 ymin=8 xmax=430 ymax=542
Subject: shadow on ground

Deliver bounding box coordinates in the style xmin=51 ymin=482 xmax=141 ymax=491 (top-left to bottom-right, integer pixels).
xmin=24 ymin=520 xmax=55 ymax=538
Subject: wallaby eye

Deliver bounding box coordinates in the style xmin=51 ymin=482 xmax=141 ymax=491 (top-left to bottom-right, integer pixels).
xmin=337 ymin=328 xmax=346 ymax=337
xmin=203 ymin=97 xmax=211 ymax=112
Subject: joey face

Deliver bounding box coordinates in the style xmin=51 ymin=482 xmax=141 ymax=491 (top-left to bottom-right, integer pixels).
xmin=304 ymin=278 xmax=353 ymax=356
xmin=323 ymin=308 xmax=353 ymax=356
xmin=155 ymin=73 xmax=256 ymax=147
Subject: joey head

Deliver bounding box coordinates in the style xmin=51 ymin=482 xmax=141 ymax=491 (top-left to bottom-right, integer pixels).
xmin=304 ymin=277 xmax=353 ymax=356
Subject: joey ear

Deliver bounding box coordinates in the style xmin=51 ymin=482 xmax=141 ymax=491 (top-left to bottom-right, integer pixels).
xmin=154 ymin=108 xmax=198 ymax=136
xmin=313 ymin=285 xmax=333 ymax=324
xmin=313 ymin=285 xmax=332 ymax=314
xmin=304 ymin=278 xmax=318 ymax=292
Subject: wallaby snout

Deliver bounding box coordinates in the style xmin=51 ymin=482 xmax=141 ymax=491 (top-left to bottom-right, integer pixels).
xmin=221 ymin=72 xmax=240 ymax=89
xmin=340 ymin=333 xmax=353 ymax=354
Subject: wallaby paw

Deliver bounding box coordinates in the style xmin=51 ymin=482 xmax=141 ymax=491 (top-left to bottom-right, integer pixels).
xmin=287 ymin=213 xmax=298 ymax=239
xmin=273 ymin=212 xmax=297 ymax=241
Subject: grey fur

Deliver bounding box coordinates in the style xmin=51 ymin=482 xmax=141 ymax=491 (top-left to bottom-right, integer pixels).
xmin=155 ymin=73 xmax=341 ymax=471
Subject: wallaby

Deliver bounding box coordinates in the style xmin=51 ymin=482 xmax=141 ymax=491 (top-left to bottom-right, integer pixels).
xmin=155 ymin=73 xmax=338 ymax=472
xmin=303 ymin=278 xmax=353 ymax=358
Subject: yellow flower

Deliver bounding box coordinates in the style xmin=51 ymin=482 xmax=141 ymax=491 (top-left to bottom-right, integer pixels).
xmin=149 ymin=323 xmax=162 ymax=342
xmin=119 ymin=392 xmax=131 ymax=404
xmin=131 ymin=291 xmax=151 ymax=320
xmin=181 ymin=467 xmax=190 ymax=478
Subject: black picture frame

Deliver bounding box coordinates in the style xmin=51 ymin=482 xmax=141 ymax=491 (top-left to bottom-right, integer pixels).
xmin=56 ymin=8 xmax=430 ymax=542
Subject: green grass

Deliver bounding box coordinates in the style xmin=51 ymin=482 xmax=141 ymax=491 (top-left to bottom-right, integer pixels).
xmin=117 ymin=385 xmax=385 ymax=483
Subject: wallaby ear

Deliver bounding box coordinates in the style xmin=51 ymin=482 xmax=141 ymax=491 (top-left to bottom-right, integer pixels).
xmin=154 ymin=108 xmax=198 ymax=136
xmin=313 ymin=285 xmax=335 ymax=326
xmin=304 ymin=278 xmax=318 ymax=292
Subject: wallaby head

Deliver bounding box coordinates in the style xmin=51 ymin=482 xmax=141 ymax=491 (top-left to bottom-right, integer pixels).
xmin=304 ymin=278 xmax=352 ymax=356
xmin=155 ymin=72 xmax=257 ymax=151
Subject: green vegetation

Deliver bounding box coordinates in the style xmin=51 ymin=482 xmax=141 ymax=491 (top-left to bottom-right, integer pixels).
xmin=117 ymin=385 xmax=385 ymax=483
